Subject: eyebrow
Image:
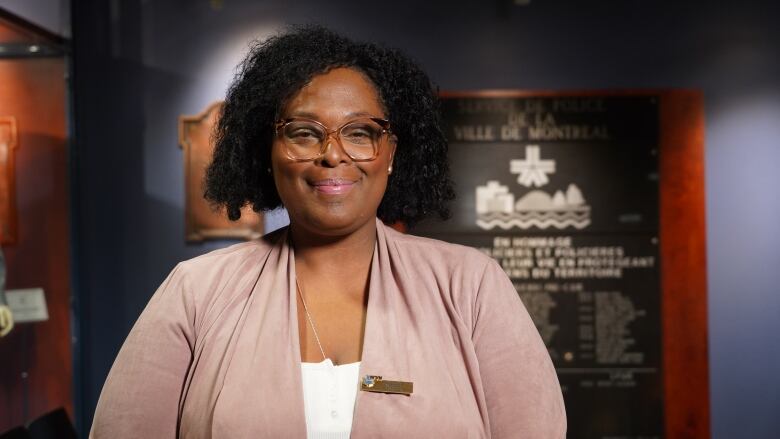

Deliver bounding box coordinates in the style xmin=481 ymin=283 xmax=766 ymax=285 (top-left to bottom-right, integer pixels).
xmin=286 ymin=111 xmax=385 ymax=120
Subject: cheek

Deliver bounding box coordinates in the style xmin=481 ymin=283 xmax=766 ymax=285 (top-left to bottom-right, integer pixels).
xmin=270 ymin=142 xmax=285 ymax=174
xmin=270 ymin=146 xmax=284 ymax=193
xmin=364 ymin=162 xmax=391 ymax=197
xmin=270 ymin=145 xmax=302 ymax=200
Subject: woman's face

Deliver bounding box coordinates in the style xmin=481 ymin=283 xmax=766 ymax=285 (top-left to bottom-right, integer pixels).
xmin=271 ymin=67 xmax=396 ymax=237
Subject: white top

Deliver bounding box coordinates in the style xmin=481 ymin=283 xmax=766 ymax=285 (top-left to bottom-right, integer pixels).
xmin=300 ymin=359 xmax=361 ymax=439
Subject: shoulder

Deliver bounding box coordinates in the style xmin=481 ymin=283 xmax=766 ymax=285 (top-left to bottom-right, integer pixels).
xmin=385 ymin=226 xmax=494 ymax=269
xmin=177 ymin=226 xmax=287 ymax=275
xmin=153 ymin=227 xmax=288 ymax=329
xmin=381 ymin=222 xmax=497 ymax=279
xmin=166 ymin=227 xmax=287 ymax=309
xmin=379 ymin=222 xmax=515 ymax=333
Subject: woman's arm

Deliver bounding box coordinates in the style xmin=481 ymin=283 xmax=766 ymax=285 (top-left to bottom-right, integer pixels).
xmin=90 ymin=264 xmax=196 ymax=438
xmin=472 ymin=259 xmax=567 ymax=438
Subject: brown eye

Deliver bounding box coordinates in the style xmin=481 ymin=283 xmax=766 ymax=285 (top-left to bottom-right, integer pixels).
xmin=283 ymin=122 xmax=325 ymax=144
xmin=341 ymin=123 xmax=380 ymax=145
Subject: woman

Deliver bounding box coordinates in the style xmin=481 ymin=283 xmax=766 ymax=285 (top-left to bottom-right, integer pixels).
xmin=91 ymin=26 xmax=566 ymax=438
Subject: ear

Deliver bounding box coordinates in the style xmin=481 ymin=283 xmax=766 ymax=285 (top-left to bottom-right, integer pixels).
xmin=387 ymin=136 xmax=398 ymax=174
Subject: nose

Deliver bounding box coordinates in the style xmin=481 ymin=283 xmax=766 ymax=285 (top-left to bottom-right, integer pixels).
xmin=317 ymin=132 xmax=351 ymax=167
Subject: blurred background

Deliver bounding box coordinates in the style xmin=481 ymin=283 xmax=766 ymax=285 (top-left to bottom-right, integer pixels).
xmin=0 ymin=0 xmax=778 ymax=437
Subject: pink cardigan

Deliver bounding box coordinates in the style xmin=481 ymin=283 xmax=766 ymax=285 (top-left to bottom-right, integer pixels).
xmin=90 ymin=219 xmax=566 ymax=438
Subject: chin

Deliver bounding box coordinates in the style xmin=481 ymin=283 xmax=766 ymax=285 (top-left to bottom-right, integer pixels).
xmin=296 ymin=207 xmax=374 ymax=237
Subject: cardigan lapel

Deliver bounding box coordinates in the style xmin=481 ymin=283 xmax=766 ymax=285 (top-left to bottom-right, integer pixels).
xmin=208 ymin=228 xmax=308 ymax=438
xmin=350 ymin=220 xmax=415 ymax=437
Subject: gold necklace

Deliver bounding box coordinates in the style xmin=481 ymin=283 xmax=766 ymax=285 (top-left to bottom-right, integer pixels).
xmin=295 ymin=278 xmax=328 ymax=361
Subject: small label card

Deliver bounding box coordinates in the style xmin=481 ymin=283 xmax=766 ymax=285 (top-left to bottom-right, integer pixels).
xmin=6 ymin=288 xmax=48 ymax=323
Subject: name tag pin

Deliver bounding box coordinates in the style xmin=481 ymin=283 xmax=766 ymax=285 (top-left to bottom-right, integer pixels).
xmin=360 ymin=375 xmax=413 ymax=396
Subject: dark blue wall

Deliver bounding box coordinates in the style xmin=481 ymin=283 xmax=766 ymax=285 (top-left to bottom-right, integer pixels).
xmin=71 ymin=0 xmax=780 ymax=436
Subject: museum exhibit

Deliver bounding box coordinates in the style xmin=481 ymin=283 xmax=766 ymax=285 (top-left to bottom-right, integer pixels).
xmin=0 ymin=0 xmax=778 ymax=438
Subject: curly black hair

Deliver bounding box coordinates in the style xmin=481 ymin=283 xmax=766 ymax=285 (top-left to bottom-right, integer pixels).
xmin=204 ymin=25 xmax=454 ymax=227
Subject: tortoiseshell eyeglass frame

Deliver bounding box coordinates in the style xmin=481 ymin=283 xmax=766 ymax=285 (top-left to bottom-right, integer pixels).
xmin=273 ymin=117 xmax=393 ymax=162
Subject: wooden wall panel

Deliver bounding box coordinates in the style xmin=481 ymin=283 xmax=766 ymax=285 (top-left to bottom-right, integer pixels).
xmin=0 ymin=116 xmax=18 ymax=243
xmin=658 ymin=90 xmax=710 ymax=439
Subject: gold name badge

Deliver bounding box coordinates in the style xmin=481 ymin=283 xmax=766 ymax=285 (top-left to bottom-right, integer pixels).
xmin=360 ymin=375 xmax=413 ymax=396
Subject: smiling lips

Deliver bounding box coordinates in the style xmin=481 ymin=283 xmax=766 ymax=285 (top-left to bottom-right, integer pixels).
xmin=311 ymin=178 xmax=356 ymax=195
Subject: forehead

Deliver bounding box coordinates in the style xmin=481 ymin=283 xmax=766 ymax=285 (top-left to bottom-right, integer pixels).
xmin=282 ymin=67 xmax=385 ymax=120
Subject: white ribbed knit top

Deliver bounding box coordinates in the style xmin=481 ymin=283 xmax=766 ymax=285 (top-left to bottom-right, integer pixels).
xmin=300 ymin=359 xmax=361 ymax=439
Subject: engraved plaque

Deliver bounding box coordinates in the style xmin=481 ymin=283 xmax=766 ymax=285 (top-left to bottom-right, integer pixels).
xmin=415 ymin=94 xmax=665 ymax=438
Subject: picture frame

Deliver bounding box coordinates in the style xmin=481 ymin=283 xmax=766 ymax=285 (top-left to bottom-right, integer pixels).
xmin=178 ymin=102 xmax=263 ymax=242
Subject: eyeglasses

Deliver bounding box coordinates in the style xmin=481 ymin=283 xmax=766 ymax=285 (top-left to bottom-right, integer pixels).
xmin=274 ymin=117 xmax=392 ymax=162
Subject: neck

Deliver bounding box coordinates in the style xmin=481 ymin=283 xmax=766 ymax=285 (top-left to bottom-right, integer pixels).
xmin=290 ymin=219 xmax=377 ymax=299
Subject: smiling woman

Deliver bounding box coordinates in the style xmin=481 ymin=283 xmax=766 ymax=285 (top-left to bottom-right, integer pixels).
xmin=271 ymin=68 xmax=397 ymax=239
xmin=203 ymin=25 xmax=454 ymax=227
xmin=89 ymin=25 xmax=566 ymax=439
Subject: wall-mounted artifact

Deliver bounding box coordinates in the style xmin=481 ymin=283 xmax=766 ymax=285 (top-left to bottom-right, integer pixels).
xmin=0 ymin=247 xmax=13 ymax=336
xmin=178 ymin=102 xmax=263 ymax=242
xmin=414 ymin=90 xmax=708 ymax=439
xmin=0 ymin=116 xmax=17 ymax=245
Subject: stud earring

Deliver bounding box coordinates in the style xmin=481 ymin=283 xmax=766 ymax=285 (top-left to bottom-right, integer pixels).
xmin=388 ymin=165 xmax=393 ymax=175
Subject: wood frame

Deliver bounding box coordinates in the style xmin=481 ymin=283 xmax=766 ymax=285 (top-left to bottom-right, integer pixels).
xmin=0 ymin=116 xmax=18 ymax=244
xmin=440 ymin=89 xmax=710 ymax=438
xmin=178 ymin=102 xmax=263 ymax=242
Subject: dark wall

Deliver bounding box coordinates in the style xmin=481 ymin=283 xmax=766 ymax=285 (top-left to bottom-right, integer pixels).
xmin=71 ymin=0 xmax=780 ymax=436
